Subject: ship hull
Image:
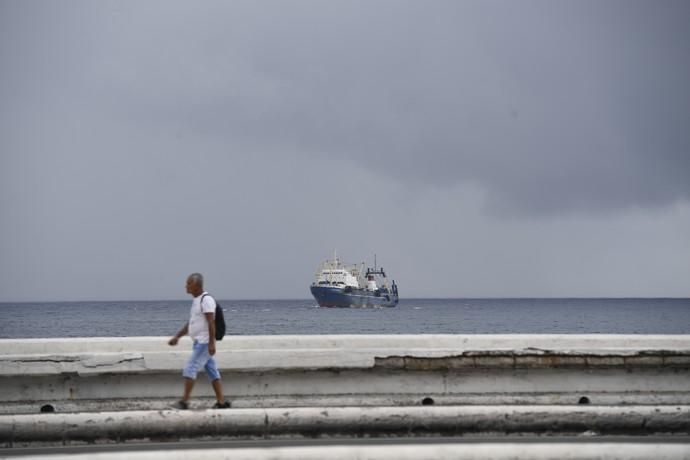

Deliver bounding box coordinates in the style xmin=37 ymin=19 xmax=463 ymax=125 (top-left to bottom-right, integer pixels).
xmin=310 ymin=286 xmax=398 ymax=308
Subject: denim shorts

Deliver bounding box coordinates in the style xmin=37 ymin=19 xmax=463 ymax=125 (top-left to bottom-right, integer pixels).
xmin=182 ymin=340 xmax=221 ymax=381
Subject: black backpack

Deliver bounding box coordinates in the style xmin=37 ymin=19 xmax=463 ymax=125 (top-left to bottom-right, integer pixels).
xmin=201 ymin=294 xmax=226 ymax=341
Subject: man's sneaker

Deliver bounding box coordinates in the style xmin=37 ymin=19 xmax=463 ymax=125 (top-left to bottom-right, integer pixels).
xmin=171 ymin=400 xmax=189 ymax=410
xmin=213 ymin=401 xmax=231 ymax=409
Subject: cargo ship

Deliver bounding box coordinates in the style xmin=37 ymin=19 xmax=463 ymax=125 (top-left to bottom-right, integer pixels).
xmin=310 ymin=253 xmax=399 ymax=308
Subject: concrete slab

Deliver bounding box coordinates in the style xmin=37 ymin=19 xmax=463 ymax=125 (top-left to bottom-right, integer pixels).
xmin=2 ymin=335 xmax=689 ymax=376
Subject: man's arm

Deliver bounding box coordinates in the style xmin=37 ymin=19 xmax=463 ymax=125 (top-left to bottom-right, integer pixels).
xmin=168 ymin=322 xmax=189 ymax=346
xmin=205 ymin=312 xmax=216 ymax=355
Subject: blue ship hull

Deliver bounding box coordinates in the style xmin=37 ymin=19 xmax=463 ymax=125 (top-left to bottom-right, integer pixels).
xmin=310 ymin=286 xmax=399 ymax=308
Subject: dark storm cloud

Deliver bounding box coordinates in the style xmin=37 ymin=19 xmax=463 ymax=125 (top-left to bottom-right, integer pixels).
xmin=20 ymin=0 xmax=684 ymax=216
xmin=1 ymin=0 xmax=689 ymax=301
xmin=5 ymin=0 xmax=688 ymax=216
xmin=230 ymin=0 xmax=690 ymax=216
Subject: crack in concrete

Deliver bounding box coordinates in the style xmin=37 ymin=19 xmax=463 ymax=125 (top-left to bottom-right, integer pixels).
xmin=524 ymin=347 xmax=550 ymax=353
xmin=3 ymin=355 xmax=144 ymax=368
xmin=5 ymin=357 xmax=81 ymax=364
xmin=81 ymin=357 xmax=144 ymax=368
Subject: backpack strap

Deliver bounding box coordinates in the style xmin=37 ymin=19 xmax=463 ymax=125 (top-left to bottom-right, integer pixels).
xmin=200 ymin=293 xmax=212 ymax=313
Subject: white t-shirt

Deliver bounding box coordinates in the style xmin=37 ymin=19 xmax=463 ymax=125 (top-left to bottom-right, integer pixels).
xmin=188 ymin=292 xmax=216 ymax=343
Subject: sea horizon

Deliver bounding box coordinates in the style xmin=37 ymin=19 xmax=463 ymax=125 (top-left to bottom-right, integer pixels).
xmin=1 ymin=298 xmax=688 ymax=338
xmin=2 ymin=296 xmax=689 ymax=304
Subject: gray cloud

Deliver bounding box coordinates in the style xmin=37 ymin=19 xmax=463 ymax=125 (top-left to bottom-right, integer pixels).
xmin=27 ymin=0 xmax=685 ymax=216
xmin=1 ymin=0 xmax=689 ymax=301
xmin=6 ymin=1 xmax=689 ymax=215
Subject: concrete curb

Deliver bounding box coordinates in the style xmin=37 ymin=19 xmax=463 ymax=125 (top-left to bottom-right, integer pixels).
xmin=2 ymin=406 xmax=689 ymax=446
xmin=5 ymin=443 xmax=690 ymax=460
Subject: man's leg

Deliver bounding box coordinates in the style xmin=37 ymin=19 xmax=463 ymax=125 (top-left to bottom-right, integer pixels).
xmin=205 ymin=356 xmax=227 ymax=405
xmin=180 ymin=342 xmax=206 ymax=404
xmin=183 ymin=378 xmax=195 ymax=401
xmin=211 ymin=379 xmax=225 ymax=403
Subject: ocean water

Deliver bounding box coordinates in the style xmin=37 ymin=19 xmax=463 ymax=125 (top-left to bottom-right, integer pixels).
xmin=0 ymin=298 xmax=689 ymax=339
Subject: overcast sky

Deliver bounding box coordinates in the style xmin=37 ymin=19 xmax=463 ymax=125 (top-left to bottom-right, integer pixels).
xmin=1 ymin=0 xmax=689 ymax=301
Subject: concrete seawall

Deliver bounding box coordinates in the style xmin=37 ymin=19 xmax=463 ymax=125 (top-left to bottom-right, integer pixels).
xmin=1 ymin=334 xmax=689 ymax=447
xmin=1 ymin=335 xmax=689 ymax=413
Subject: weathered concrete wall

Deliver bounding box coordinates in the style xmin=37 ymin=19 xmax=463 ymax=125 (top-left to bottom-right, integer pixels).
xmin=2 ymin=406 xmax=690 ymax=446
xmin=1 ymin=335 xmax=689 ymax=414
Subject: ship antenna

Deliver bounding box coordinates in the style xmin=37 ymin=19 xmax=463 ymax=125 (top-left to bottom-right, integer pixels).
xmin=374 ymin=253 xmax=377 ymax=271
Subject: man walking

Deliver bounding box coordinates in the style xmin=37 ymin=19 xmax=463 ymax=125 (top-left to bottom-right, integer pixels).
xmin=168 ymin=272 xmax=230 ymax=409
